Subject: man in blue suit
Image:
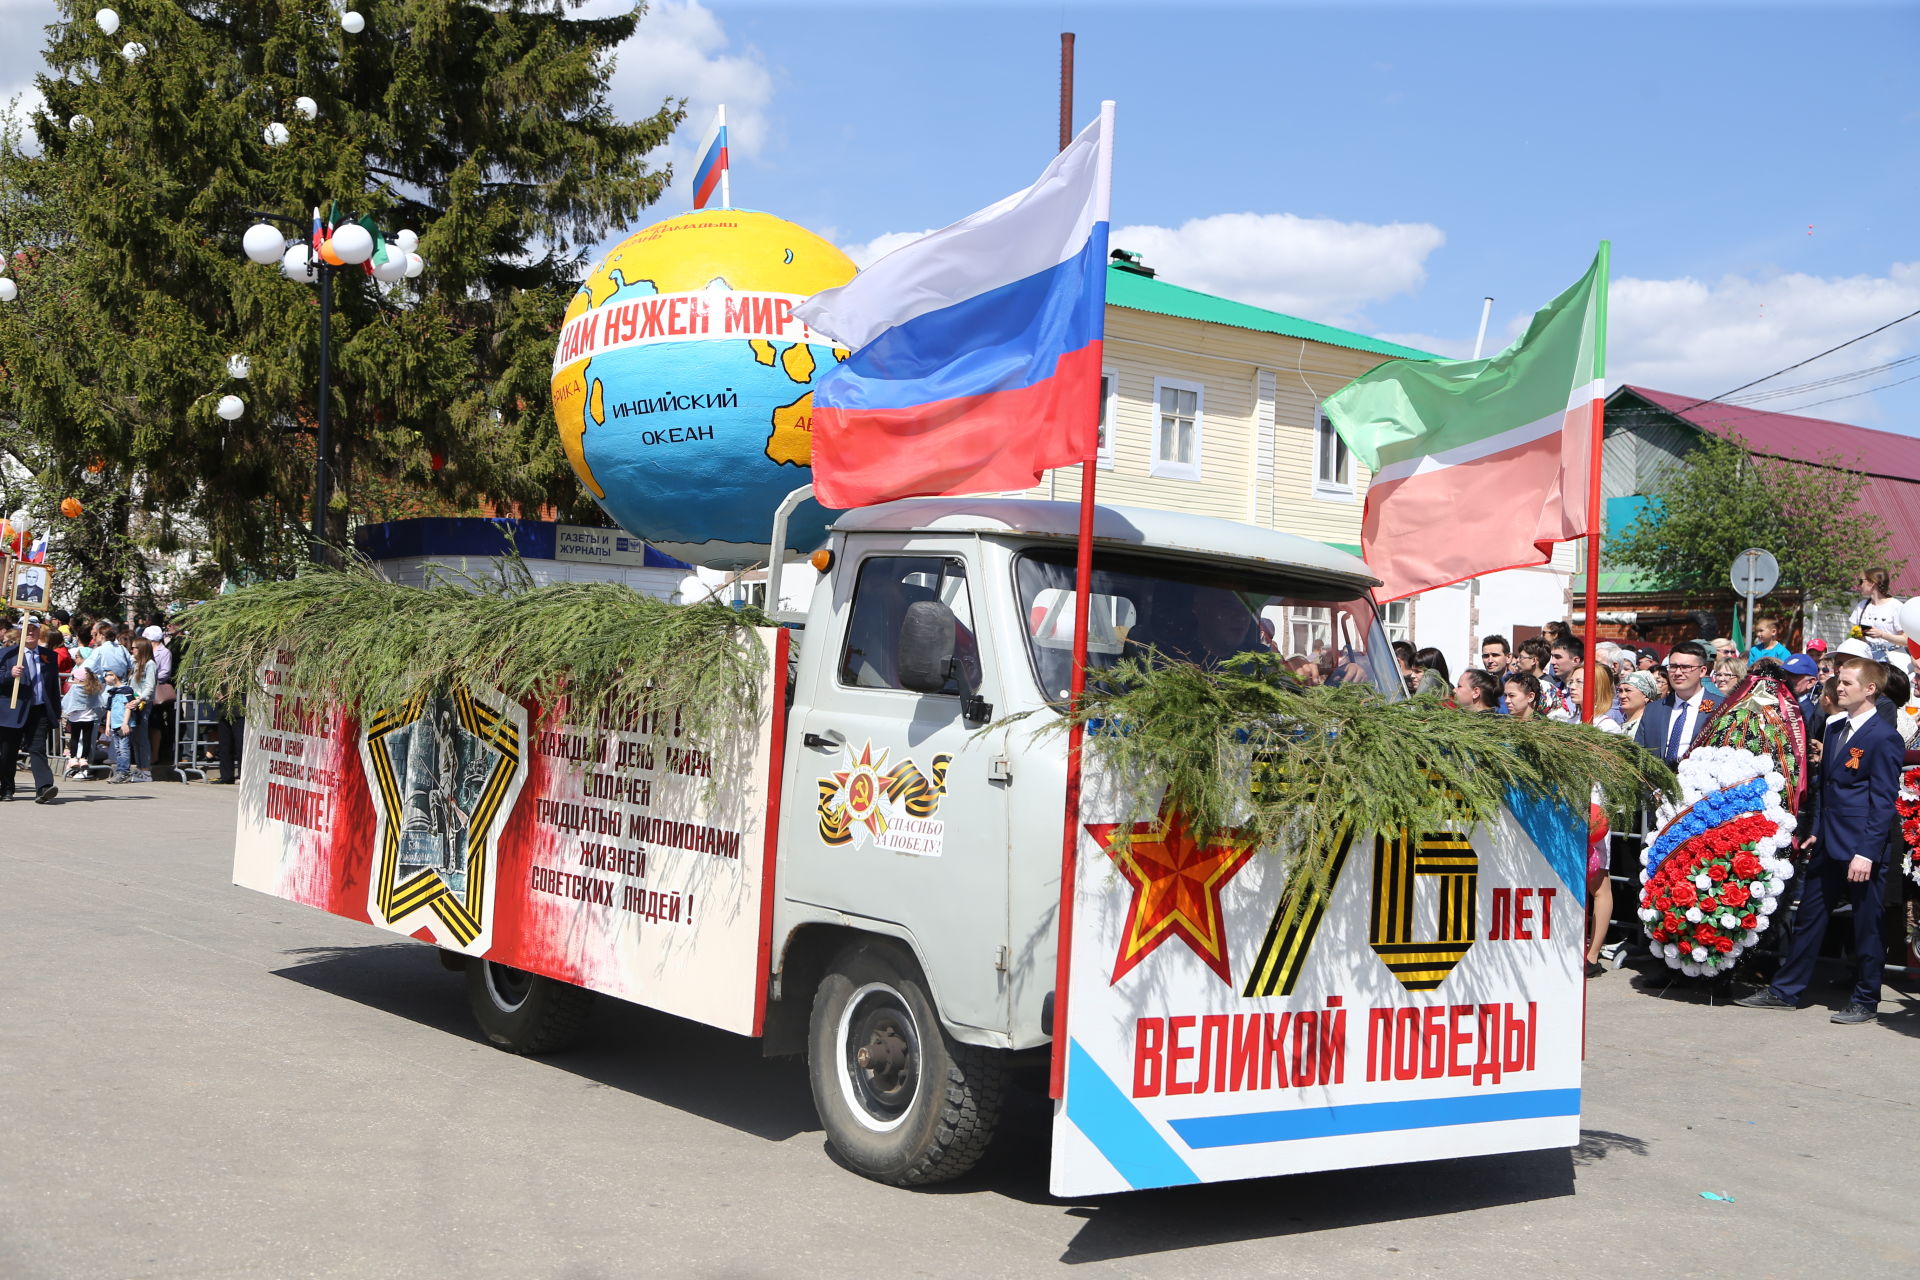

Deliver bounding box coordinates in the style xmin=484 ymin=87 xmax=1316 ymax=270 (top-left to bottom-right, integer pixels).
xmin=1635 ymin=640 xmax=1723 ymax=766
xmin=1737 ymin=656 xmax=1902 ymax=1023
xmin=0 ymin=618 xmax=62 ymax=803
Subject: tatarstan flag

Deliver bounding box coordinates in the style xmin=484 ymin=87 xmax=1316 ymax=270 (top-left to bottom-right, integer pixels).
xmin=1325 ymin=245 xmax=1608 ymax=602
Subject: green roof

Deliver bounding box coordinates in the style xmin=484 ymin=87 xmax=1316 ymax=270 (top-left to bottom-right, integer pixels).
xmin=1106 ymin=264 xmax=1438 ymax=363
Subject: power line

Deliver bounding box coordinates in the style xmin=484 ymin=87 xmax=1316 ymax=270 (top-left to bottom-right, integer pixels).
xmin=1670 ymin=305 xmax=1920 ymax=414
xmin=1773 ymin=369 xmax=1920 ymax=415
xmin=1726 ymin=352 xmax=1920 ymax=404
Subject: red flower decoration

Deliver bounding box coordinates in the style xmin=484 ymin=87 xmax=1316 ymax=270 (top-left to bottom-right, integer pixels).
xmin=1731 ymin=852 xmax=1761 ymax=878
xmin=1741 ymin=913 xmax=1758 ymax=929
xmin=1707 ymin=863 xmax=1728 ymax=882
xmin=1721 ymin=883 xmax=1750 ymax=908
xmin=1672 ymin=882 xmax=1698 ymax=907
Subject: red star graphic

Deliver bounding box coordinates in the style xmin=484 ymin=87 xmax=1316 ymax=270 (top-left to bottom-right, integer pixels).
xmin=1086 ymin=802 xmax=1257 ymax=986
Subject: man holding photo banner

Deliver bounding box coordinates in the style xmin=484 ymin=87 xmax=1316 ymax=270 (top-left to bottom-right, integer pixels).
xmin=1 ymin=617 xmax=63 ymax=803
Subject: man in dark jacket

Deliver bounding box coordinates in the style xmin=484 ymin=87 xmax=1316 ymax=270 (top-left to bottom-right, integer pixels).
xmin=1635 ymin=640 xmax=1723 ymax=766
xmin=0 ymin=619 xmax=62 ymax=803
xmin=1737 ymin=657 xmax=1903 ymax=1023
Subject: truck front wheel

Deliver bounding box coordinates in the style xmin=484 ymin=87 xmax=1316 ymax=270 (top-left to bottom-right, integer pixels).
xmin=807 ymin=940 xmax=1005 ymax=1186
xmin=466 ymin=959 xmax=595 ymax=1055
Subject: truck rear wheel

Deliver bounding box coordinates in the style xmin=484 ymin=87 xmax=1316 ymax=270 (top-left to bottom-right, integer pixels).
xmin=807 ymin=940 xmax=1005 ymax=1186
xmin=466 ymin=959 xmax=595 ymax=1055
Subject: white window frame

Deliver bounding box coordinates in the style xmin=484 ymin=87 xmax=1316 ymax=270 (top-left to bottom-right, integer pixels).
xmin=1313 ymin=405 xmax=1354 ymax=501
xmin=1378 ymin=598 xmax=1411 ymax=645
xmin=1150 ymin=376 xmax=1205 ymax=481
xmin=1096 ymin=369 xmax=1117 ymax=469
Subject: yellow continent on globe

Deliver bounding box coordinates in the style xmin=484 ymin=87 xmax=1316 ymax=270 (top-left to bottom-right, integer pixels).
xmin=550 ymin=209 xmax=858 ymax=499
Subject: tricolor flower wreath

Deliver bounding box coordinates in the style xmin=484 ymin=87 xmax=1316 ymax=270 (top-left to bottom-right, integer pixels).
xmin=1896 ymin=766 xmax=1920 ymax=890
xmin=1639 ymin=746 xmax=1797 ymax=977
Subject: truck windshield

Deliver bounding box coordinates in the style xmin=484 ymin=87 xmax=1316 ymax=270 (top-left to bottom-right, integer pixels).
xmin=1014 ymin=548 xmax=1402 ymax=701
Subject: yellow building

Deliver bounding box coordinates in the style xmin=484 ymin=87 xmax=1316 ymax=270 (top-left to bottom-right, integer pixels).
xmin=1006 ymin=249 xmax=1436 ymax=639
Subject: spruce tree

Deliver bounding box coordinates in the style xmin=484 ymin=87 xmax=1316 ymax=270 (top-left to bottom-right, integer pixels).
xmin=0 ymin=0 xmax=678 ymax=584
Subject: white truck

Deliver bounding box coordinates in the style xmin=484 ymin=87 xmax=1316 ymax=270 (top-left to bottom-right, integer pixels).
xmin=235 ymin=497 xmax=1585 ymax=1196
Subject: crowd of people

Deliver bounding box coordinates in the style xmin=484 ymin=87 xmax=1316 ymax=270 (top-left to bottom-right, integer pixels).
xmin=0 ymin=609 xmax=197 ymax=803
xmin=1387 ymin=574 xmax=1917 ymax=1023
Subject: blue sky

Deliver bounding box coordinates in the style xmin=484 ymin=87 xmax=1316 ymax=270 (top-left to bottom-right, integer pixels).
xmin=7 ymin=0 xmax=1918 ymax=426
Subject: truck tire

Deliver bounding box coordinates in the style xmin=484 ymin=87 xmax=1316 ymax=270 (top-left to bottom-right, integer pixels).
xmin=466 ymin=959 xmax=595 ymax=1055
xmin=807 ymin=940 xmax=1005 ymax=1186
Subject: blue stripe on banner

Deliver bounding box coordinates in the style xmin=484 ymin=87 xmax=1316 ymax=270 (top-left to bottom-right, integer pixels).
xmin=694 ymin=128 xmax=727 ymax=192
xmin=1503 ymin=788 xmax=1588 ymax=902
xmin=1168 ymin=1088 xmax=1582 ymax=1150
xmin=816 ymin=223 xmax=1108 ymax=412
xmin=1065 ymin=1039 xmax=1200 ymax=1189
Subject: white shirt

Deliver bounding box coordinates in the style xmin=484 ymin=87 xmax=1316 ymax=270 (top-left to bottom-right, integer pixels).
xmin=1838 ymin=706 xmax=1877 ymax=742
xmin=1672 ymin=688 xmax=1708 ymax=752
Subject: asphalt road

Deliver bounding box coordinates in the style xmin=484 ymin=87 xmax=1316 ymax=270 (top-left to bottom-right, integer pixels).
xmin=2 ymin=780 xmax=1916 ymax=1280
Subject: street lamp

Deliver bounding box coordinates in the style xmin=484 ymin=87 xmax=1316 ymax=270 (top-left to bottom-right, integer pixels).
xmin=239 ymin=210 xmax=425 ymax=560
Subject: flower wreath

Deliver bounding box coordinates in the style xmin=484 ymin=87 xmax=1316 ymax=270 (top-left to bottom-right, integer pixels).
xmin=1897 ymin=765 xmax=1920 ymax=890
xmin=1639 ymin=746 xmax=1797 ymax=977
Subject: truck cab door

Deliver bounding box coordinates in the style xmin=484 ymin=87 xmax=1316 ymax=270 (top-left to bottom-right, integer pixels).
xmin=782 ymin=547 xmax=1010 ymax=1039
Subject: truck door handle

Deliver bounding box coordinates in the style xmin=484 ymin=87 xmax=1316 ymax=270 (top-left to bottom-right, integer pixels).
xmin=803 ymin=731 xmax=844 ymax=752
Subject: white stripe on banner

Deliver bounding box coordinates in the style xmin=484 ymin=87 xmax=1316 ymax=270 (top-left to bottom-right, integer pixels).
xmin=1370 ymin=380 xmax=1603 ymax=486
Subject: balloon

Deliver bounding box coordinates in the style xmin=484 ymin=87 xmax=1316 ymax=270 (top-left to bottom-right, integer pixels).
xmin=404 ymin=252 xmax=424 ymax=278
xmin=95 ymin=9 xmax=119 ymax=36
xmin=330 ymin=222 xmax=374 ymax=265
xmin=242 ymin=223 xmax=285 ymax=265
xmin=371 ymin=253 xmax=408 ymax=283
xmin=61 ymin=498 xmax=83 ymax=519
xmin=341 ymin=11 xmax=366 ymax=34
xmin=393 ymin=228 xmax=419 ymax=254
xmin=216 ymin=395 xmax=245 ymax=421
xmin=1899 ymin=597 xmax=1920 ymax=641
xmin=317 ymin=237 xmax=344 ymax=267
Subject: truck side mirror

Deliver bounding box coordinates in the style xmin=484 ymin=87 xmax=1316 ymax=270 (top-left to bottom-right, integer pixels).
xmin=897 ymin=600 xmax=957 ymax=694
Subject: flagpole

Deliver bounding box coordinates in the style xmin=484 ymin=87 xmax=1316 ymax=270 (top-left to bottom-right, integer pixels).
xmin=1579 ymin=243 xmax=1609 ymax=726
xmin=1047 ymin=41 xmax=1085 ymax=1101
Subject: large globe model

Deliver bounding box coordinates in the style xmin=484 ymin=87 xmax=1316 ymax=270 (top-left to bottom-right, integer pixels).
xmin=550 ymin=209 xmax=857 ymax=568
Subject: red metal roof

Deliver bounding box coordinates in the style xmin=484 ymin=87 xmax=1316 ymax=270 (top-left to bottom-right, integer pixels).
xmin=1619 ymin=385 xmax=1920 ymax=596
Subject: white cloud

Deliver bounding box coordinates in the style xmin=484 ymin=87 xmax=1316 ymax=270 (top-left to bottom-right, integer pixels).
xmin=584 ymin=0 xmax=773 ymax=212
xmin=1108 ymin=212 xmax=1445 ymax=327
xmin=841 ymin=229 xmax=934 ymax=269
xmin=1609 ymin=263 xmax=1920 ymax=422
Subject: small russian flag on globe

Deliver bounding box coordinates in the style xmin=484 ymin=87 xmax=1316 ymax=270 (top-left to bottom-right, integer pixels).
xmin=692 ymin=105 xmax=729 ymax=211
xmin=27 ymin=532 xmax=48 ymax=564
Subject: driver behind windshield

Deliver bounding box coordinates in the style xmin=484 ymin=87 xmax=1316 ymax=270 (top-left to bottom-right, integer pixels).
xmin=1125 ymin=584 xmax=1267 ymax=669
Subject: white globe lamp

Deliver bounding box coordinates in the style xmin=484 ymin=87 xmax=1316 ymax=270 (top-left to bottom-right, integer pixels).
xmin=120 ymin=41 xmax=146 ymax=62
xmin=69 ymin=115 xmax=93 ymax=134
xmin=227 ymin=354 xmax=251 ymax=379
xmin=216 ymin=395 xmax=246 ymax=421
xmin=0 ymin=279 xmax=17 ymax=303
xmin=372 ymin=254 xmax=409 ymax=283
xmin=393 ymin=228 xmax=419 ymax=254
xmin=330 ymin=222 xmax=374 ymax=265
xmin=263 ymin=121 xmax=290 ymax=146
xmin=404 ymin=252 xmax=425 ymax=279
xmin=280 ymin=243 xmax=317 ymax=283
xmin=242 ymin=223 xmax=286 ymax=265
xmin=341 ymin=12 xmax=366 ymax=35
xmin=95 ymin=9 xmax=119 ymax=36
xmin=294 ymin=96 xmax=318 ymax=120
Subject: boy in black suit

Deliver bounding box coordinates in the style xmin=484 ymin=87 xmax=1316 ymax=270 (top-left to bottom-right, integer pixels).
xmin=1737 ymin=657 xmax=1902 ymax=1023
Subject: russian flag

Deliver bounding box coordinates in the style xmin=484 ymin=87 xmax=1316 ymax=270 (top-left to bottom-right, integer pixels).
xmin=27 ymin=532 xmax=49 ymax=564
xmin=796 ymin=102 xmax=1114 ymax=510
xmin=692 ymin=106 xmax=729 ymax=211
